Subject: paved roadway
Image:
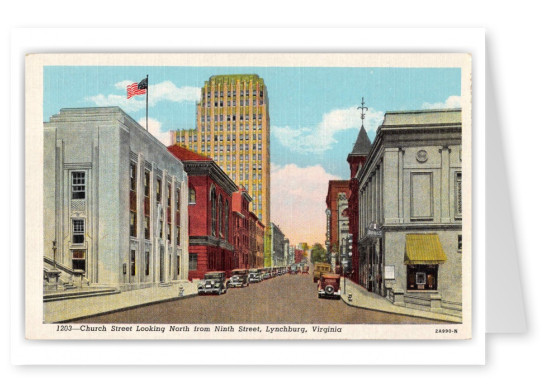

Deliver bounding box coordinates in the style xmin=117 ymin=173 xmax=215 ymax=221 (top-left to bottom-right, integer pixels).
xmin=74 ymin=273 xmax=443 ymax=324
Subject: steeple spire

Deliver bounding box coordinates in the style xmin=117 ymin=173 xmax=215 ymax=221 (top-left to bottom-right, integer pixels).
xmin=357 ymin=97 xmax=368 ymax=126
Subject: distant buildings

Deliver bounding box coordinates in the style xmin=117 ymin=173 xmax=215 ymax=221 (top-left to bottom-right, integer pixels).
xmin=269 ymin=223 xmax=286 ymax=267
xmin=356 ymin=109 xmax=463 ymax=316
xmin=44 ymin=107 xmax=189 ymax=291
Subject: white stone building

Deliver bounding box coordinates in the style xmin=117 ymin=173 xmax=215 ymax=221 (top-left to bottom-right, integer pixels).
xmin=357 ymin=109 xmax=462 ymax=316
xmin=43 ymin=107 xmax=189 ymax=291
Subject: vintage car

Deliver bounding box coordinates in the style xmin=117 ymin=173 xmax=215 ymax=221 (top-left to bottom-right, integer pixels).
xmin=289 ymin=265 xmax=299 ymax=274
xmin=313 ymin=262 xmax=332 ymax=282
xmin=264 ymin=268 xmax=273 ymax=280
xmin=301 ymin=264 xmax=310 ymax=274
xmin=317 ymin=273 xmax=341 ymax=299
xmin=248 ymin=268 xmax=262 ymax=283
xmin=227 ymin=268 xmax=250 ymax=288
xmin=197 ymin=271 xmax=227 ymax=295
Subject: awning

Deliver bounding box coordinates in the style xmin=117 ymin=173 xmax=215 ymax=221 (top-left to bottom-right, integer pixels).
xmin=404 ymin=233 xmax=447 ymax=265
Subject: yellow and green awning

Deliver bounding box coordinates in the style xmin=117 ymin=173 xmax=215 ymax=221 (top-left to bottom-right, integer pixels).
xmin=404 ymin=233 xmax=447 ymax=265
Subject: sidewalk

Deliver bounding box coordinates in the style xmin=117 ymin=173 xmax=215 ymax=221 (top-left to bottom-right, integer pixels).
xmin=44 ymin=281 xmax=198 ymax=323
xmin=341 ymin=278 xmax=462 ymax=323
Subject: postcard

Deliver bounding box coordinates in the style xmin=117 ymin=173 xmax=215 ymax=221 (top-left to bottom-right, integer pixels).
xmin=25 ymin=53 xmax=472 ymax=340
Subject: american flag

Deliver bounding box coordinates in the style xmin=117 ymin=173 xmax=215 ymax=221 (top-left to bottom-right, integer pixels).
xmin=127 ymin=78 xmax=148 ymax=99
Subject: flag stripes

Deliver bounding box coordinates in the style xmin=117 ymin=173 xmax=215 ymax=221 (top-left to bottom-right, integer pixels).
xmin=127 ymin=82 xmax=147 ymax=99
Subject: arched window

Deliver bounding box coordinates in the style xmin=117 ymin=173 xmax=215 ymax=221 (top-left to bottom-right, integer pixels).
xmin=189 ymin=186 xmax=196 ymax=204
xmin=211 ymin=187 xmax=217 ymax=236
xmin=218 ymin=195 xmax=223 ymax=237
xmin=225 ymin=200 xmax=229 ymax=239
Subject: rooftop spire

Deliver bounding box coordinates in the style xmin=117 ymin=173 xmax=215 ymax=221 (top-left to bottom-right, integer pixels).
xmin=357 ymin=97 xmax=368 ymax=126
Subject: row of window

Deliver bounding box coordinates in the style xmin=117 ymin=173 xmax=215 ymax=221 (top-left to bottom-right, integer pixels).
xmin=128 ymin=250 xmax=182 ymax=278
xmin=202 ymin=113 xmax=263 ymax=122
xmin=206 ymin=89 xmax=263 ymax=98
xmin=205 ymin=99 xmax=264 ymax=108
xmin=199 ymin=143 xmax=263 ymax=153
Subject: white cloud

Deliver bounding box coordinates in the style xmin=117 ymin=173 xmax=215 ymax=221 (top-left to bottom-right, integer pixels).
xmin=85 ymin=80 xmax=201 ymax=113
xmin=273 ymin=106 xmax=384 ymax=154
xmin=85 ymin=93 xmax=145 ymax=113
xmin=138 ymin=117 xmax=171 ymax=146
xmin=270 ymin=163 xmax=340 ymax=246
xmin=422 ymin=95 xmax=462 ymax=110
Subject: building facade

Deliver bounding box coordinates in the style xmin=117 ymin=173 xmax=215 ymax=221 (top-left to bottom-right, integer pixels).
xmin=170 ymin=74 xmax=270 ymax=227
xmin=325 ymin=180 xmax=350 ymax=270
xmin=232 ymin=188 xmax=252 ymax=269
xmin=270 ymin=223 xmax=286 ymax=267
xmin=357 ymin=109 xmax=462 ymax=316
xmin=44 ymin=107 xmax=189 ymax=291
xmin=249 ymin=211 xmax=265 ymax=268
xmin=347 ymin=125 xmax=372 ymax=282
xmin=168 ymin=144 xmax=237 ymax=280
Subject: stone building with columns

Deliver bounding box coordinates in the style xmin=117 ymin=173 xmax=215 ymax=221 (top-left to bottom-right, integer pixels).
xmin=43 ymin=107 xmax=189 ymax=292
xmin=357 ymin=108 xmax=462 ymax=317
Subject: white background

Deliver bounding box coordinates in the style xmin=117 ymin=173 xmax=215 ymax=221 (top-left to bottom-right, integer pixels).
xmin=2 ymin=0 xmax=548 ymax=388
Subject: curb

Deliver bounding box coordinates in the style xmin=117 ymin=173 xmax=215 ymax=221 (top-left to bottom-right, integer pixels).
xmin=53 ymin=293 xmax=199 ymax=324
xmin=340 ymin=291 xmax=462 ymax=324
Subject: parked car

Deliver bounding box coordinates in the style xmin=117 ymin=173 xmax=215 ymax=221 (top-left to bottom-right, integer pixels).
xmin=301 ymin=264 xmax=310 ymax=274
xmin=249 ymin=268 xmax=262 ymax=283
xmin=313 ymin=262 xmax=332 ymax=282
xmin=317 ymin=273 xmax=341 ymax=299
xmin=227 ymin=269 xmax=250 ymax=288
xmin=197 ymin=271 xmax=227 ymax=295
xmin=289 ymin=265 xmax=299 ymax=274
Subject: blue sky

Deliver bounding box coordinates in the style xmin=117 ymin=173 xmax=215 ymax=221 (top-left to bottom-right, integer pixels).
xmin=44 ymin=65 xmax=461 ymax=244
xmin=44 ymin=66 xmax=460 ymax=178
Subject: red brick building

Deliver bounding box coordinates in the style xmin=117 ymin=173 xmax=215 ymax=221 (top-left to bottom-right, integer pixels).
xmin=325 ymin=180 xmax=350 ymax=258
xmin=295 ymin=249 xmax=304 ymax=264
xmin=346 ymin=125 xmax=372 ymax=282
xmin=232 ymin=188 xmax=252 ymax=269
xmin=168 ymin=145 xmax=238 ymax=280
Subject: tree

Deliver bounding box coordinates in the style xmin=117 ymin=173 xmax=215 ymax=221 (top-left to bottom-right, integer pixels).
xmin=310 ymin=243 xmax=327 ymax=264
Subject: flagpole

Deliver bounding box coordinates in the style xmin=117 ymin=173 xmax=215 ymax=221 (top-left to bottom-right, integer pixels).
xmin=146 ymin=74 xmax=149 ymax=132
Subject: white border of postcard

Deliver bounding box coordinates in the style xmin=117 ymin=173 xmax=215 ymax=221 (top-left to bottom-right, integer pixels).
xmin=13 ymin=28 xmax=485 ymax=365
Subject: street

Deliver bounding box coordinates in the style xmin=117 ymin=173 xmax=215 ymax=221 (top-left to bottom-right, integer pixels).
xmin=74 ymin=273 xmax=444 ymax=324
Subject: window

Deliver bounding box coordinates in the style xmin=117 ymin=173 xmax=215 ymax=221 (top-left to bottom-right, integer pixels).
xmin=219 ymin=195 xmax=223 ymax=237
xmin=145 ymin=251 xmax=150 ymax=276
xmin=455 ymin=172 xmax=462 ymax=218
xmin=458 ymin=234 xmax=463 ymax=251
xmin=130 ymin=250 xmax=136 ymax=276
xmin=176 ymin=189 xmax=181 ymax=211
xmin=130 ymin=211 xmax=137 ymax=237
xmin=211 ymin=187 xmax=217 ymax=236
xmin=71 ymin=172 xmax=86 ymax=199
xmin=177 ymin=226 xmax=181 ymax=246
xmin=407 ymin=265 xmax=438 ymax=291
xmin=156 ymin=178 xmax=162 ymax=203
xmin=167 ymin=222 xmax=171 ymax=242
xmin=130 ymin=163 xmax=137 ymax=191
xmin=225 ymin=200 xmax=229 ymax=238
xmin=144 ymin=216 xmax=150 ymax=240
xmin=189 ymin=253 xmax=198 ymax=271
xmin=72 ymin=250 xmax=85 ymax=271
xmin=177 ymin=255 xmax=181 ymax=275
xmin=144 ymin=170 xmax=150 ymax=197
xmin=72 ymin=219 xmax=84 ymax=244
xmin=159 ymin=208 xmax=164 ymax=238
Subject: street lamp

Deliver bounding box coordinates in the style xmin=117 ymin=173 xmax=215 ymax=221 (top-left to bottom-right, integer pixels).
xmin=52 ymin=240 xmax=57 ymax=270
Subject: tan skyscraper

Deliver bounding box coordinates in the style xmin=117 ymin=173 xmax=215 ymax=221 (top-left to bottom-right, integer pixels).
xmin=170 ymin=74 xmax=270 ymax=226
